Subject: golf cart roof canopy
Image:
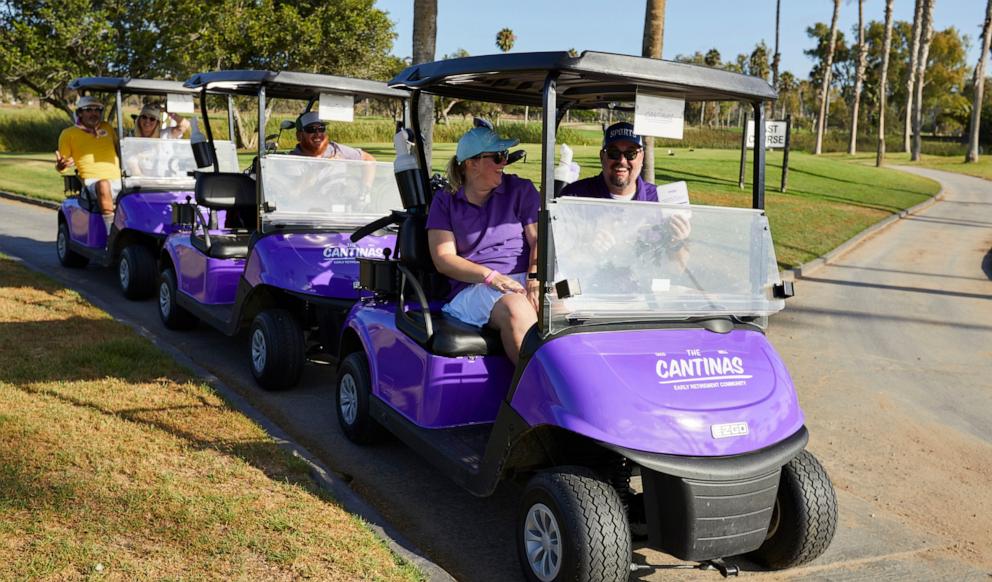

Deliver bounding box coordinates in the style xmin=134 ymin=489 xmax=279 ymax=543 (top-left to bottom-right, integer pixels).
xmin=69 ymin=77 xmax=196 ymax=95
xmin=389 ymin=51 xmax=777 ymax=107
xmin=183 ymin=70 xmax=408 ymax=101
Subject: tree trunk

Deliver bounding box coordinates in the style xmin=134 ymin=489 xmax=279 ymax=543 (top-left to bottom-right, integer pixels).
xmin=641 ymin=0 xmax=666 ymax=183
xmin=772 ymin=0 xmax=781 ymax=90
xmin=966 ymin=0 xmax=992 ymax=163
xmin=876 ymin=0 xmax=895 ymax=167
xmin=904 ymin=0 xmax=924 ymax=152
xmin=814 ymin=0 xmax=841 ymax=155
xmin=413 ymin=0 xmax=437 ymax=169
xmin=911 ymin=0 xmax=934 ymax=162
xmin=848 ymin=0 xmax=868 ymax=154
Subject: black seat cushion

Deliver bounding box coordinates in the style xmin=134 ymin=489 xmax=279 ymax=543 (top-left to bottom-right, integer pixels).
xmin=191 ymin=232 xmax=252 ymax=259
xmin=402 ymin=310 xmax=504 ymax=357
xmin=195 ymin=172 xmax=255 ymax=208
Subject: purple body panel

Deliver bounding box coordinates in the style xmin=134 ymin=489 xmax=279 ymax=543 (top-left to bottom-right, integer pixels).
xmin=167 ymin=234 xmax=244 ymax=304
xmin=510 ymin=329 xmax=804 ymax=456
xmin=349 ymin=302 xmax=514 ymax=428
xmin=63 ymin=199 xmax=107 ymax=248
xmin=61 ymin=191 xmax=195 ymax=251
xmin=243 ymin=232 xmax=395 ymax=299
xmin=116 ymin=191 xmax=189 ymax=236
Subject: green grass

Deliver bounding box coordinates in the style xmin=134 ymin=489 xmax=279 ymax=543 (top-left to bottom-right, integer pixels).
xmin=839 ymin=149 xmax=992 ymax=182
xmin=0 ymin=255 xmax=423 ymax=581
xmin=3 ymin=141 xmax=939 ymax=269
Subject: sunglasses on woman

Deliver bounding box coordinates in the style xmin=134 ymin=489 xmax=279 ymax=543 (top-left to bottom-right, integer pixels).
xmin=603 ymin=147 xmax=642 ymax=161
xmin=303 ymin=124 xmax=327 ymax=134
xmin=139 ymin=115 xmax=158 ymax=123
xmin=474 ymin=150 xmax=508 ymax=164
xmin=78 ymin=107 xmax=103 ymax=114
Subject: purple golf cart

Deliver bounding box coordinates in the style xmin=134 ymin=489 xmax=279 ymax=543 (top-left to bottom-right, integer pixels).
xmin=57 ymin=77 xmax=240 ymax=299
xmin=339 ymin=52 xmax=837 ymax=580
xmin=156 ymin=70 xmax=407 ymax=390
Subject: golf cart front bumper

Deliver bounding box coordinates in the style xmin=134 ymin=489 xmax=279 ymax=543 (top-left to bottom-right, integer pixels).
xmin=607 ymin=426 xmax=808 ymax=561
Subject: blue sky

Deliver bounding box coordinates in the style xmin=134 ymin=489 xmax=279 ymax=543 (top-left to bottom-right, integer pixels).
xmin=374 ymin=0 xmax=987 ymax=79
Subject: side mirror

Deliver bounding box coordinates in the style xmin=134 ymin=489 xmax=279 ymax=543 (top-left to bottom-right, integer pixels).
xmin=280 ymin=120 xmax=296 ymax=131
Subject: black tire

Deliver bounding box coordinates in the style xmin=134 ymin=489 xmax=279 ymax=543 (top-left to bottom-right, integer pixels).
xmin=335 ymin=352 xmax=386 ymax=444
xmin=248 ymin=309 xmax=304 ymax=390
xmin=748 ymin=450 xmax=838 ymax=569
xmin=118 ymin=244 xmax=156 ymax=299
xmin=517 ymin=467 xmax=631 ymax=582
xmin=157 ymin=268 xmax=197 ymax=330
xmin=56 ymin=220 xmax=88 ymax=268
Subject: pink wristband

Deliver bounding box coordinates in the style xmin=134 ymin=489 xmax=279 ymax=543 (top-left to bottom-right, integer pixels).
xmin=483 ymin=270 xmax=499 ymax=285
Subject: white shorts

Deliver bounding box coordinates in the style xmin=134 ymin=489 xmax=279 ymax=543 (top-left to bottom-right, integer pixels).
xmin=442 ymin=272 xmax=528 ymax=328
xmin=83 ymin=178 xmax=122 ymax=201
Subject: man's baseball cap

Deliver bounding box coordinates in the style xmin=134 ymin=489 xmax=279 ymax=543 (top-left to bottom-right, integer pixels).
xmin=455 ymin=118 xmax=519 ymax=163
xmin=603 ymin=122 xmax=642 ymax=148
xmin=75 ymin=95 xmax=104 ymax=110
xmin=295 ymin=111 xmax=323 ymax=130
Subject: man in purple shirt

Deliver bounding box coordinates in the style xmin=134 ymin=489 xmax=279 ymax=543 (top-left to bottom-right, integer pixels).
xmin=427 ymin=120 xmax=540 ymax=364
xmin=559 ymin=122 xmax=690 ymax=265
xmin=559 ymin=122 xmax=657 ymax=201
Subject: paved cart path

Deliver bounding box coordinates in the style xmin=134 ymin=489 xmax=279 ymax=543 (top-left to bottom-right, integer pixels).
xmin=1 ymin=165 xmax=989 ymax=581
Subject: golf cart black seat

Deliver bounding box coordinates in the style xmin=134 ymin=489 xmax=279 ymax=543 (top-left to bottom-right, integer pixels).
xmin=191 ymin=172 xmax=256 ymax=258
xmin=391 ymin=211 xmax=502 ymax=356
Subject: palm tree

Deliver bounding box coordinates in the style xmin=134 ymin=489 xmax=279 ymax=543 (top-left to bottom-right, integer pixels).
xmin=966 ymin=0 xmax=992 ymax=163
xmin=848 ymin=0 xmax=867 ymax=154
xmin=904 ymin=0 xmax=924 ymax=152
xmin=911 ymin=0 xmax=935 ymax=162
xmin=495 ymin=28 xmax=516 ymax=53
xmin=772 ymin=0 xmax=782 ymax=90
xmin=814 ymin=0 xmax=841 ymax=155
xmin=876 ymin=0 xmax=895 ymax=167
xmin=413 ymin=0 xmax=437 ymax=166
xmin=641 ymin=0 xmax=666 ymax=182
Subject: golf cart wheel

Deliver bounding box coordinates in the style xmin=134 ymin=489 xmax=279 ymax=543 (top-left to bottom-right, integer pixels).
xmin=517 ymin=466 xmax=631 ymax=582
xmin=336 ymin=352 xmax=386 ymax=444
xmin=56 ymin=220 xmax=88 ymax=268
xmin=248 ymin=309 xmax=304 ymax=390
xmin=119 ymin=244 xmax=156 ymax=299
xmin=158 ymin=267 xmax=197 ymax=330
xmin=748 ymin=450 xmax=838 ymax=569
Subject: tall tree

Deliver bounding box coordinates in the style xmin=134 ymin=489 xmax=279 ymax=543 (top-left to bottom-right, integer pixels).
xmin=911 ymin=0 xmax=935 ymax=161
xmin=413 ymin=0 xmax=437 ymax=169
xmin=966 ymin=0 xmax=992 ymax=162
xmin=814 ymin=0 xmax=841 ymax=155
xmin=904 ymin=0 xmax=924 ymax=152
xmin=876 ymin=0 xmax=896 ymax=167
xmin=848 ymin=0 xmax=868 ymax=154
xmin=641 ymin=0 xmax=666 ymax=183
xmin=772 ymin=0 xmax=782 ymax=89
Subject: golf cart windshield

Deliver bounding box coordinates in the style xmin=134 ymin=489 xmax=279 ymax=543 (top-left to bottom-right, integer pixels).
xmin=549 ymin=198 xmax=783 ymax=332
xmin=260 ymin=155 xmax=402 ymax=230
xmin=121 ymin=137 xmax=239 ymax=189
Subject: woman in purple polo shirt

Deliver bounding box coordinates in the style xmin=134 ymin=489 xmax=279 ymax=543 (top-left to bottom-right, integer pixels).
xmin=426 ymin=121 xmax=540 ymax=365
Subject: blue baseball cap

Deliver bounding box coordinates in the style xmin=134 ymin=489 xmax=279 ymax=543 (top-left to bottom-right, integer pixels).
xmin=455 ymin=118 xmax=519 ymax=163
xmin=603 ymin=122 xmax=642 ymax=148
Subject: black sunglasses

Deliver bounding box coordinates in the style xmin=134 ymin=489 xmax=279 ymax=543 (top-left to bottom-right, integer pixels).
xmin=603 ymin=147 xmax=642 ymax=161
xmin=78 ymin=107 xmax=103 ymax=114
xmin=138 ymin=115 xmax=158 ymax=122
xmin=474 ymin=150 xmax=508 ymax=164
xmin=303 ymin=124 xmax=327 ymax=134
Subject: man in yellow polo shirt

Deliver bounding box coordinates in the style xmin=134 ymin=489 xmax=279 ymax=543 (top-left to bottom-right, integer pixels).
xmin=55 ymin=96 xmax=122 ymax=235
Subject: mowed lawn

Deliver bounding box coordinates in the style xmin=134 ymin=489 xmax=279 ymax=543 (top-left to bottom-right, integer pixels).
xmin=2 ymin=143 xmax=939 ymax=269
xmin=0 ymin=255 xmax=422 ymax=580
xmin=838 ymin=149 xmax=992 ymax=182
